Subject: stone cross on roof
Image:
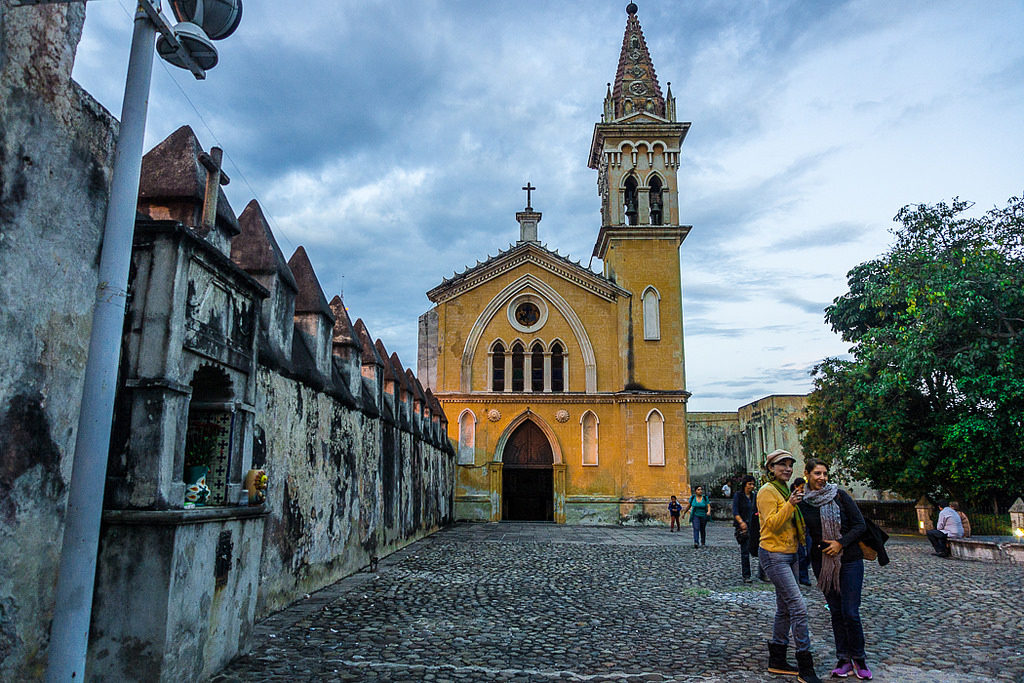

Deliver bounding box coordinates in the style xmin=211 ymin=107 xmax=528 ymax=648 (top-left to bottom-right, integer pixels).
xmin=522 ymin=182 xmax=536 ymax=211
xmin=199 ymin=146 xmax=230 ymax=233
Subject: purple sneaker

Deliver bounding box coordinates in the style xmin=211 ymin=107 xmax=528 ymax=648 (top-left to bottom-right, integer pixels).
xmin=853 ymin=660 xmax=872 ymax=680
xmin=830 ymin=660 xmax=853 ymax=677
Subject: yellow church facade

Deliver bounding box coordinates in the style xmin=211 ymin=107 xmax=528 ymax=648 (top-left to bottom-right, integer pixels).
xmin=418 ymin=4 xmax=692 ymax=524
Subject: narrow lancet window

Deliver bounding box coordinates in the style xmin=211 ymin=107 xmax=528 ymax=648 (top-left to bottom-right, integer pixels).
xmin=551 ymin=342 xmax=565 ymax=392
xmin=511 ymin=342 xmax=525 ymax=392
xmin=649 ymin=176 xmax=663 ymax=225
xmin=624 ymin=176 xmax=639 ymax=226
xmin=458 ymin=410 xmax=476 ymax=465
xmin=531 ymin=342 xmax=544 ymax=392
xmin=643 ymin=287 xmax=660 ymax=341
xmin=647 ymin=409 xmax=665 ymax=466
xmin=491 ymin=342 xmax=505 ymax=392
xmin=581 ymin=411 xmax=599 ymax=466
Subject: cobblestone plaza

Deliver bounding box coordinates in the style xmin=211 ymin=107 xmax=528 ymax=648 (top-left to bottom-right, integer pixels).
xmin=215 ymin=523 xmax=1024 ymax=682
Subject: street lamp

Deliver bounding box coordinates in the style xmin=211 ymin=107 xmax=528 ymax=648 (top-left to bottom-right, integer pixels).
xmin=7 ymin=1 xmax=242 ymax=680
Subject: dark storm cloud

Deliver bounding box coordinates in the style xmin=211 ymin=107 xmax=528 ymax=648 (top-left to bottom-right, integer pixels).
xmin=72 ymin=0 xmax=1024 ymax=408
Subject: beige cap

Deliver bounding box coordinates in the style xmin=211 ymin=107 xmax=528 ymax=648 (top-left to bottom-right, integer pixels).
xmin=765 ymin=449 xmax=796 ymax=467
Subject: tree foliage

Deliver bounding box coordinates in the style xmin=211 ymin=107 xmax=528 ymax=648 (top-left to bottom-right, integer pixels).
xmin=801 ymin=195 xmax=1024 ymax=507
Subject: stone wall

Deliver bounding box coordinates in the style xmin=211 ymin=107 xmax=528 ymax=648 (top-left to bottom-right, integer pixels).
xmin=1 ymin=6 xmax=454 ymax=678
xmin=254 ymin=368 xmax=452 ymax=618
xmin=0 ymin=3 xmax=117 ymax=678
xmin=685 ymin=412 xmax=746 ymax=490
xmin=85 ymin=126 xmax=455 ymax=681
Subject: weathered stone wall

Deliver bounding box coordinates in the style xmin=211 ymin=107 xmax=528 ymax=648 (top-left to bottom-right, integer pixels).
xmin=686 ymin=412 xmax=746 ymax=490
xmin=254 ymin=368 xmax=453 ymax=617
xmin=0 ymin=2 xmax=116 ymax=678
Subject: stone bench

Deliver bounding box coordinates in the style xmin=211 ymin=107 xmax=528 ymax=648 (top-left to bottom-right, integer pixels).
xmin=948 ymin=536 xmax=1024 ymax=564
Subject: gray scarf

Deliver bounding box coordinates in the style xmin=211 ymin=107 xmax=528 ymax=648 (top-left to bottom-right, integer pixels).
xmin=802 ymin=482 xmax=841 ymax=595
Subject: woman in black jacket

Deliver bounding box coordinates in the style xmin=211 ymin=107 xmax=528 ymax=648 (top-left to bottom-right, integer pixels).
xmin=798 ymin=458 xmax=872 ymax=680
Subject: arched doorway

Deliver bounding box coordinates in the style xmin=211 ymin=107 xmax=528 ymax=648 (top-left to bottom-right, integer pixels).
xmin=502 ymin=420 xmax=554 ymax=521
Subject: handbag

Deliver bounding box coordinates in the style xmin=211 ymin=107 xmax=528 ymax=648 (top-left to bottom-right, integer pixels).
xmin=734 ymin=527 xmax=749 ymax=544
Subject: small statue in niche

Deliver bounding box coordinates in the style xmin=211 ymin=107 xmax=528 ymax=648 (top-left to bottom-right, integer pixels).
xmin=244 ymin=468 xmax=268 ymax=505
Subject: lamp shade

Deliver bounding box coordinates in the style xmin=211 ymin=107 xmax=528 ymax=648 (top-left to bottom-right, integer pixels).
xmin=157 ymin=22 xmax=218 ymax=71
xmin=169 ymin=0 xmax=243 ymax=41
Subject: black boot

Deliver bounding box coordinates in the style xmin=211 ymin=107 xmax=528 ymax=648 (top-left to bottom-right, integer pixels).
xmin=767 ymin=642 xmax=798 ymax=676
xmin=795 ymin=650 xmax=822 ymax=683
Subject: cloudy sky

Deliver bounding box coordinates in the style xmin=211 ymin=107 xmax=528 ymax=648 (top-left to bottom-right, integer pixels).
xmin=72 ymin=0 xmax=1024 ymax=411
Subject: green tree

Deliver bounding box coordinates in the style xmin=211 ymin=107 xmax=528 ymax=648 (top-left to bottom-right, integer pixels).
xmin=802 ymin=195 xmax=1024 ymax=510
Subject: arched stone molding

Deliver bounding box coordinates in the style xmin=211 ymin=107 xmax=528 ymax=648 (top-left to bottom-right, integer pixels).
xmin=493 ymin=409 xmax=564 ymax=465
xmin=644 ymin=171 xmax=666 ymax=187
xmin=461 ymin=274 xmax=597 ymax=393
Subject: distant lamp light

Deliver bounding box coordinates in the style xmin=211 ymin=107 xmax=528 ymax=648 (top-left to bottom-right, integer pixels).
xmin=1014 ymin=527 xmax=1024 ymax=539
xmin=157 ymin=22 xmax=218 ymax=70
xmin=918 ymin=520 xmax=924 ymax=530
xmin=169 ymin=0 xmax=243 ymax=40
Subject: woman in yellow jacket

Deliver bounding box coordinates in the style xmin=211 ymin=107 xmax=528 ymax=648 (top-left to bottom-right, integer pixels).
xmin=757 ymin=449 xmax=821 ymax=683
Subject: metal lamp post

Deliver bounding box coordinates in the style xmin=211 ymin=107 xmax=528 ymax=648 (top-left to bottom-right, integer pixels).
xmin=5 ymin=1 xmax=240 ymax=679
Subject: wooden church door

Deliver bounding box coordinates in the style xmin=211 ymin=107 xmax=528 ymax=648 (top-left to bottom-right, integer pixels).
xmin=501 ymin=420 xmax=554 ymax=521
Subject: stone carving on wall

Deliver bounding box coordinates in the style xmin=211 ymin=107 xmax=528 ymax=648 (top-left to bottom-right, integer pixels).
xmin=487 ymin=409 xmax=501 ymax=422
xmin=555 ymin=409 xmax=570 ymax=423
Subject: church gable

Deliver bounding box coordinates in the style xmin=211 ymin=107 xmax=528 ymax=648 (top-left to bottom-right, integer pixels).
xmin=427 ymin=242 xmax=628 ymax=306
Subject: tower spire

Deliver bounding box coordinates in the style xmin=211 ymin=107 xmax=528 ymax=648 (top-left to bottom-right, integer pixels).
xmin=611 ymin=3 xmax=665 ymax=120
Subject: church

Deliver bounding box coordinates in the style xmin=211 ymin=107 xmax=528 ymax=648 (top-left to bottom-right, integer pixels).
xmin=418 ymin=3 xmax=692 ymax=524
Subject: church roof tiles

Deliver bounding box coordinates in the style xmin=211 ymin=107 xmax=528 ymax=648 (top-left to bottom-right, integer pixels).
xmin=288 ymin=246 xmax=334 ymax=322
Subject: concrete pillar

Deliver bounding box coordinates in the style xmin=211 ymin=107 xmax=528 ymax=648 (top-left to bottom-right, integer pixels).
xmin=553 ymin=463 xmax=567 ymax=524
xmin=487 ymin=462 xmax=503 ymax=521
xmin=916 ymin=495 xmax=935 ymax=534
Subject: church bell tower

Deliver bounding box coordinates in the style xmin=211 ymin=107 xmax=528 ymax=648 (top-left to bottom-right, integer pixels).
xmin=589 ymin=2 xmax=691 ymax=391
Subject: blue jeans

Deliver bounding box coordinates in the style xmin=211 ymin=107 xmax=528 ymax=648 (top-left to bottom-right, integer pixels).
xmin=817 ymin=559 xmax=866 ymax=660
xmin=759 ymin=547 xmax=811 ymax=653
xmin=797 ymin=531 xmax=811 ymax=583
xmin=691 ymin=515 xmax=708 ymax=545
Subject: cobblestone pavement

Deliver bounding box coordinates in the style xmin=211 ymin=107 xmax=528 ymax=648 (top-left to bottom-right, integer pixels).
xmin=214 ymin=523 xmax=1024 ymax=682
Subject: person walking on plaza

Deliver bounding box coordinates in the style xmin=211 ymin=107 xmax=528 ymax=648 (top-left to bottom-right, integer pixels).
xmin=798 ymin=458 xmax=872 ymax=680
xmin=732 ymin=475 xmax=756 ymax=582
xmin=722 ymin=481 xmax=732 ymax=498
xmin=757 ymin=449 xmax=821 ymax=683
xmin=926 ymin=499 xmax=964 ymax=557
xmin=682 ymin=485 xmax=710 ymax=548
xmin=668 ymin=495 xmax=682 ymax=532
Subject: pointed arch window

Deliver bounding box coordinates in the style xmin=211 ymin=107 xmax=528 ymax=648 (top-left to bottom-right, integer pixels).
xmin=642 ymin=286 xmax=661 ymax=341
xmin=490 ymin=342 xmax=505 ymax=392
xmin=458 ymin=410 xmax=476 ymax=465
xmin=531 ymin=342 xmax=544 ymax=392
xmin=550 ymin=342 xmax=565 ymax=392
xmin=624 ymin=176 xmax=639 ymax=226
xmin=646 ymin=409 xmax=665 ymax=466
xmin=511 ymin=342 xmax=525 ymax=392
xmin=648 ymin=176 xmax=663 ymax=225
xmin=581 ymin=411 xmax=599 ymax=466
